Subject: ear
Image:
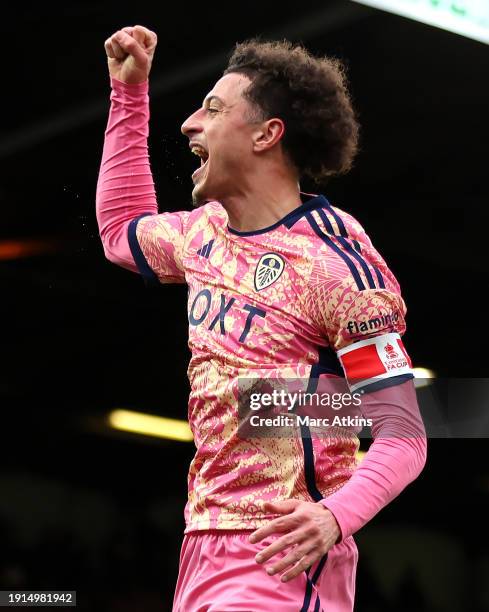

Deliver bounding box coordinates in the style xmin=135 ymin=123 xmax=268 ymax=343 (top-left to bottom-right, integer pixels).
xmin=252 ymin=118 xmax=285 ymax=153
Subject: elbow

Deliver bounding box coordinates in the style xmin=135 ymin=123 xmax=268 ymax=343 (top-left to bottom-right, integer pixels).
xmin=98 ymin=228 xmax=117 ymax=263
xmin=100 ymin=233 xmax=138 ymax=273
xmin=97 ymin=220 xmax=129 ymax=264
xmin=100 ymin=234 xmax=119 ymax=264
xmin=102 ymin=242 xmax=120 ymax=265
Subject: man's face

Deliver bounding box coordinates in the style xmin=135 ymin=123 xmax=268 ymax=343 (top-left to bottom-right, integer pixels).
xmin=181 ymin=72 xmax=259 ymax=206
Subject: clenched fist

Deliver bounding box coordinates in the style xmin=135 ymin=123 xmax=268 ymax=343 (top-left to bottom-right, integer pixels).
xmin=104 ymin=25 xmax=157 ymax=84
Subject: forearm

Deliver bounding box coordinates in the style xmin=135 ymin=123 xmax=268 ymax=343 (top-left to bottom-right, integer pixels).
xmin=320 ymin=379 xmax=427 ymax=540
xmin=96 ymin=77 xmax=158 ymax=271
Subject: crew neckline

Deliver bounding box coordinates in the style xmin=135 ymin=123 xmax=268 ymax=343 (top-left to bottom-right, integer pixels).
xmin=227 ymin=193 xmax=327 ymax=237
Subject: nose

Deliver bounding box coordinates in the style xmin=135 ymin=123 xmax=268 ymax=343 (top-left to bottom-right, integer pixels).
xmin=181 ymin=107 xmax=204 ymax=137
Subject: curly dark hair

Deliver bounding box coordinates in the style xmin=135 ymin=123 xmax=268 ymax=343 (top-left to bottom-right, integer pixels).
xmin=223 ymin=39 xmax=359 ymax=182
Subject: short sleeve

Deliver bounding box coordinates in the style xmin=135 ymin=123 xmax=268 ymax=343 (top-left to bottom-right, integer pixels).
xmin=325 ymin=279 xmax=407 ymax=351
xmin=310 ymin=270 xmax=414 ymax=393
xmin=326 ymin=279 xmax=414 ymax=392
xmin=128 ymin=210 xmax=190 ymax=285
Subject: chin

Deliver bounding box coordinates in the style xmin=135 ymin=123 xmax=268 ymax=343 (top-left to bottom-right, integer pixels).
xmin=191 ymin=180 xmax=214 ymax=208
xmin=191 ymin=188 xmax=206 ymax=208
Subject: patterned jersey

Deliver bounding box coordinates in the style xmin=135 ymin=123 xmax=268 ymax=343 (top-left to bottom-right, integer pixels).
xmin=128 ymin=193 xmax=409 ymax=533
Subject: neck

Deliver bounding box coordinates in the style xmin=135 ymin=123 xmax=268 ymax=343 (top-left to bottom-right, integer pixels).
xmin=222 ymin=174 xmax=302 ymax=232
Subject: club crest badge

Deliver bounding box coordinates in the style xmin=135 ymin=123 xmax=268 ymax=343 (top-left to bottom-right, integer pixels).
xmin=254 ymin=253 xmax=285 ymax=291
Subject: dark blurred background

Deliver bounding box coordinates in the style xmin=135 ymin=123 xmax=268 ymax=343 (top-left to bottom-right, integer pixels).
xmin=2 ymin=1 xmax=488 ymax=610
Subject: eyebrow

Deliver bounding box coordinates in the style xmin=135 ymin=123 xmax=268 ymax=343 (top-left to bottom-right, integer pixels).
xmin=203 ymin=95 xmax=225 ymax=107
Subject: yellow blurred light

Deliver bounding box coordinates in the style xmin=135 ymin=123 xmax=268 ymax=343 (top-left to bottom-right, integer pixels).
xmin=413 ymin=367 xmax=436 ymax=378
xmin=108 ymin=409 xmax=193 ymax=442
xmin=413 ymin=367 xmax=436 ymax=388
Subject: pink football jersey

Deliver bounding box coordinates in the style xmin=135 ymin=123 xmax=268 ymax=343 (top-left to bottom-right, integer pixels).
xmin=127 ymin=194 xmax=411 ymax=533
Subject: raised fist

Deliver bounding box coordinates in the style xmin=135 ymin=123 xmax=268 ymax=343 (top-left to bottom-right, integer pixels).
xmin=104 ymin=25 xmax=157 ymax=84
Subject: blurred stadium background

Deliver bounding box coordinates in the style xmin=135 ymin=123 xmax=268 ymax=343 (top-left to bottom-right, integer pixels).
xmin=2 ymin=1 xmax=488 ymax=610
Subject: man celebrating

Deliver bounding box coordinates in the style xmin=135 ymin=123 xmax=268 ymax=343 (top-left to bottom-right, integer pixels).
xmin=97 ymin=25 xmax=426 ymax=611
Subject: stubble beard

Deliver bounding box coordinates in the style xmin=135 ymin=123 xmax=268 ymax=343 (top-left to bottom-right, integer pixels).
xmin=191 ymin=183 xmax=205 ymax=208
xmin=191 ymin=175 xmax=214 ymax=208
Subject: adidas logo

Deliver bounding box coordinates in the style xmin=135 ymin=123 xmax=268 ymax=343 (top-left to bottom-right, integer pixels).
xmin=197 ymin=239 xmax=214 ymax=259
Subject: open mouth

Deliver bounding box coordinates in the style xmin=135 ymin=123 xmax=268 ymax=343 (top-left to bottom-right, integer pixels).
xmin=191 ymin=144 xmax=209 ymax=180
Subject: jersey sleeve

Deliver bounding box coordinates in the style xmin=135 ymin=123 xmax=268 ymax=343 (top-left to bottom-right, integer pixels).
xmin=325 ymin=278 xmax=407 ymax=351
xmin=310 ymin=232 xmax=414 ymax=393
xmin=128 ymin=210 xmax=190 ymax=285
xmin=325 ymin=279 xmax=413 ymax=392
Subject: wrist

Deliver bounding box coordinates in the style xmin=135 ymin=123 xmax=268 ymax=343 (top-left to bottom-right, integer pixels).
xmin=110 ymin=76 xmax=149 ymax=92
xmin=317 ymin=500 xmax=343 ymax=544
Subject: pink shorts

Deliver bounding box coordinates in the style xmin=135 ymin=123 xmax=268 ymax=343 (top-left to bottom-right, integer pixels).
xmin=172 ymin=530 xmax=358 ymax=612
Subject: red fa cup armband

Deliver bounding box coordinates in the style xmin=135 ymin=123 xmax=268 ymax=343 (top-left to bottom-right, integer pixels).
xmin=337 ymin=332 xmax=413 ymax=392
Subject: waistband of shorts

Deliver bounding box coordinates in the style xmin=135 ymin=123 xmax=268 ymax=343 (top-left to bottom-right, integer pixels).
xmin=184 ymin=528 xmax=256 ymax=537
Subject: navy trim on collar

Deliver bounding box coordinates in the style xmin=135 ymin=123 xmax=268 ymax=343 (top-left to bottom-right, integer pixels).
xmin=227 ymin=193 xmax=329 ymax=236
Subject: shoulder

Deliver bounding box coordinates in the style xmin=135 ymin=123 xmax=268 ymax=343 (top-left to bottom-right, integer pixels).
xmin=307 ymin=200 xmax=400 ymax=294
xmin=325 ymin=203 xmax=376 ymax=253
xmin=298 ymin=196 xmax=372 ymax=253
xmin=329 ymin=205 xmax=367 ymax=238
